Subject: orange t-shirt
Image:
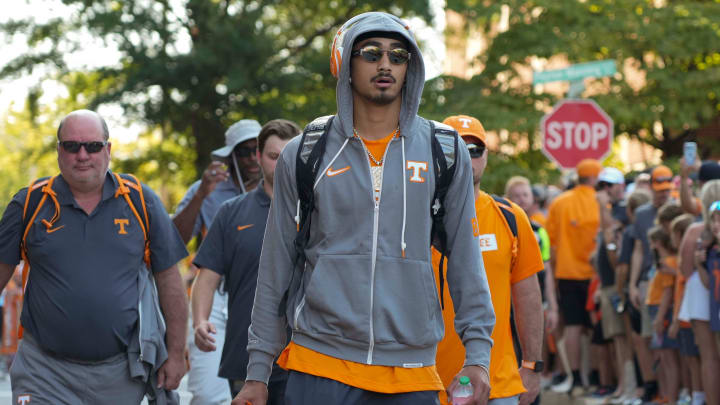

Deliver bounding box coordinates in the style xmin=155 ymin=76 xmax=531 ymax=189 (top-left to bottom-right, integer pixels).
xmin=545 ymin=185 xmax=599 ymax=280
xmin=530 ymin=212 xmax=547 ymax=227
xmin=646 ymin=256 xmax=677 ymax=306
xmin=434 ymin=192 xmax=544 ymax=402
xmin=276 ymin=129 xmax=444 ymax=393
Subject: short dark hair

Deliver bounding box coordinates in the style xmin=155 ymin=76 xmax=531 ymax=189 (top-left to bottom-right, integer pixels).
xmin=57 ymin=112 xmax=110 ymax=141
xmin=258 ymin=119 xmax=300 ymax=153
xmin=648 ymin=225 xmax=674 ymax=252
xmin=656 ymin=202 xmax=682 ymax=225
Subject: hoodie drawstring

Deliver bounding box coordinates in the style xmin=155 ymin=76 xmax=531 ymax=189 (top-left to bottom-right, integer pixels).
xmin=400 ymin=136 xmax=407 ymax=258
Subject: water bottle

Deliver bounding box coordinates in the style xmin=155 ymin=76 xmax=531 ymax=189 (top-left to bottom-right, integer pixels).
xmin=452 ymin=376 xmax=473 ymax=405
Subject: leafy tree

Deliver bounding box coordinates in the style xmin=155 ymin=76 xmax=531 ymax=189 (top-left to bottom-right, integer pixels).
xmin=421 ymin=0 xmax=720 ymax=193
xmin=1 ymin=0 xmax=433 ymax=181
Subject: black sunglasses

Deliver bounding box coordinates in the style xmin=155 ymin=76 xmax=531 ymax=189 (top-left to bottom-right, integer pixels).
xmin=653 ymin=176 xmax=672 ymax=183
xmin=351 ymin=46 xmax=411 ymax=65
xmin=58 ymin=141 xmax=108 ymax=154
xmin=233 ymin=146 xmax=256 ymax=158
xmin=467 ymin=143 xmax=486 ymax=158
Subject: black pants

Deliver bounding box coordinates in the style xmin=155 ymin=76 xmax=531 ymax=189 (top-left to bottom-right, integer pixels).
xmin=284 ymin=370 xmax=440 ymax=405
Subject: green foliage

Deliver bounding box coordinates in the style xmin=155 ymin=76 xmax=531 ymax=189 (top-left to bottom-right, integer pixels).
xmin=1 ymin=0 xmax=433 ymax=191
xmin=427 ymin=0 xmax=720 ymax=167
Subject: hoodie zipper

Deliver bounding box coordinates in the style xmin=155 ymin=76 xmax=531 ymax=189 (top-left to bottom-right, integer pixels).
xmin=357 ymin=136 xmax=395 ymax=365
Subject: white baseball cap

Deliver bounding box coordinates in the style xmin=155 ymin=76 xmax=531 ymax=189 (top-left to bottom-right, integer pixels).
xmin=211 ymin=119 xmax=262 ymax=159
xmin=598 ymin=167 xmax=625 ymax=185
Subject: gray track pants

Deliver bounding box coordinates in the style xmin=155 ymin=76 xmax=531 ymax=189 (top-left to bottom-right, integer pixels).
xmin=11 ymin=334 xmax=145 ymax=405
xmin=284 ymin=370 xmax=441 ymax=404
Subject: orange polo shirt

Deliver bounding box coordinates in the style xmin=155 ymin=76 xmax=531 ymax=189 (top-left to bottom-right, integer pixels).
xmin=434 ymin=192 xmax=544 ymax=402
xmin=545 ymin=185 xmax=599 ymax=280
xmin=646 ymin=256 xmax=677 ymax=306
xmin=276 ymin=130 xmax=444 ymax=393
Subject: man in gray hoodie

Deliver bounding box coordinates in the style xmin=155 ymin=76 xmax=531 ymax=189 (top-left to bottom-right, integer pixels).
xmin=233 ymin=12 xmax=495 ymax=405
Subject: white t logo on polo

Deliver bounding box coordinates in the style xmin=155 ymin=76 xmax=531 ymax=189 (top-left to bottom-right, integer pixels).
xmin=18 ymin=395 xmax=31 ymax=405
xmin=478 ymin=234 xmax=498 ymax=252
xmin=406 ymin=161 xmax=428 ymax=183
xmin=458 ymin=118 xmax=472 ymax=128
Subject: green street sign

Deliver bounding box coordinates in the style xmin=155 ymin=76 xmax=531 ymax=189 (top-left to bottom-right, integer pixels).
xmin=533 ymin=60 xmax=616 ymax=85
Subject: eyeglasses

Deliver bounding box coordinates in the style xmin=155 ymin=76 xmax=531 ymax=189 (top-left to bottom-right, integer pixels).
xmin=467 ymin=143 xmax=486 ymax=158
xmin=58 ymin=141 xmax=108 ymax=154
xmin=709 ymin=200 xmax=720 ymax=213
xmin=233 ymin=146 xmax=256 ymax=158
xmin=653 ymin=176 xmax=672 ymax=183
xmin=351 ymin=46 xmax=411 ymax=65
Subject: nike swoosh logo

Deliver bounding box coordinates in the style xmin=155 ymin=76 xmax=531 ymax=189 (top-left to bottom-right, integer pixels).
xmin=326 ymin=166 xmax=350 ymax=177
xmin=46 ymin=225 xmax=65 ymax=234
xmin=237 ymin=224 xmax=254 ymax=231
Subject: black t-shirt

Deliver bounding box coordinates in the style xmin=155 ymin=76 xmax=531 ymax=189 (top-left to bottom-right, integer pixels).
xmin=194 ymin=183 xmax=287 ymax=381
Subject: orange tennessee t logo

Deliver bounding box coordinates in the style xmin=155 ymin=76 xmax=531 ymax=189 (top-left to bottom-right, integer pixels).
xmin=114 ymin=218 xmax=130 ymax=235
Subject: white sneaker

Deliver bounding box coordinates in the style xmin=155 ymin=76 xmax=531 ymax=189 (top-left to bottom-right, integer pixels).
xmin=551 ymin=375 xmax=573 ymax=393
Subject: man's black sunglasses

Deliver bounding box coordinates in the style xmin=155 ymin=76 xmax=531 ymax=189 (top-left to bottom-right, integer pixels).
xmin=58 ymin=141 xmax=108 ymax=154
xmin=467 ymin=143 xmax=486 ymax=158
xmin=653 ymin=176 xmax=672 ymax=183
xmin=233 ymin=146 xmax=256 ymax=158
xmin=351 ymin=46 xmax=411 ymax=65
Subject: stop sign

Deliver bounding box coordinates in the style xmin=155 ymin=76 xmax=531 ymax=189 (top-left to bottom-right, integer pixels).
xmin=541 ymin=99 xmax=613 ymax=169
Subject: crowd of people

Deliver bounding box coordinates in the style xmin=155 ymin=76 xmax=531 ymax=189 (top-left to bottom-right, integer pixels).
xmin=0 ymin=9 xmax=718 ymax=405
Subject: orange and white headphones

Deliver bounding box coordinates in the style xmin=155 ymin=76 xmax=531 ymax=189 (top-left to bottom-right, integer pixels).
xmin=329 ymin=12 xmax=412 ymax=79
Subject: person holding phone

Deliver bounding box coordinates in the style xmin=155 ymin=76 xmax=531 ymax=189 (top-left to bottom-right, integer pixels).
xmin=679 ymin=141 xmax=720 ymax=217
xmin=173 ymin=119 xmax=263 ymax=405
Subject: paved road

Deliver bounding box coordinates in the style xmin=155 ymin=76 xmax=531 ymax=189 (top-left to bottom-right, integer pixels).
xmin=0 ymin=372 xmax=583 ymax=405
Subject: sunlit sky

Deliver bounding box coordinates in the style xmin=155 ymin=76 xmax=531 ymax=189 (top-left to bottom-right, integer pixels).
xmin=0 ymin=0 xmax=447 ymax=142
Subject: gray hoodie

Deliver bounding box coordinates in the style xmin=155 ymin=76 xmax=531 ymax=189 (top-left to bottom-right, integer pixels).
xmin=246 ymin=11 xmax=495 ymax=384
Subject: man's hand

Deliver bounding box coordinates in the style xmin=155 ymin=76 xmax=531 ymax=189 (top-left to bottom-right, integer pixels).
xmin=545 ymin=308 xmax=559 ymax=332
xmin=231 ymin=380 xmax=268 ymax=405
xmin=629 ymin=285 xmax=642 ymax=309
xmin=194 ymin=320 xmax=217 ymax=352
xmin=668 ymin=320 xmax=680 ymax=339
xmin=518 ymin=367 xmax=540 ymax=405
xmin=447 ymin=365 xmax=490 ymax=405
xmin=157 ymin=351 xmax=186 ymax=390
xmin=198 ymin=161 xmax=230 ymax=197
xmin=653 ymin=315 xmax=664 ymax=334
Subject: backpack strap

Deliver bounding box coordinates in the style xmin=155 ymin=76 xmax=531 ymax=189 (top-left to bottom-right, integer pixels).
xmin=278 ymin=115 xmax=334 ymax=316
xmin=491 ymin=194 xmax=519 ymax=268
xmin=429 ymin=120 xmax=459 ymax=309
xmin=18 ymin=175 xmax=57 ymax=338
xmin=113 ymin=173 xmax=151 ymax=267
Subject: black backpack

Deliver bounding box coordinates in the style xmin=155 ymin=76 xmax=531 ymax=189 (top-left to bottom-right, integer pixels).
xmin=278 ymin=115 xmax=459 ymax=315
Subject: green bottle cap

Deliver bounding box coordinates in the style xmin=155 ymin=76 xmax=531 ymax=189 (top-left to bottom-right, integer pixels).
xmin=459 ymin=376 xmax=471 ymax=385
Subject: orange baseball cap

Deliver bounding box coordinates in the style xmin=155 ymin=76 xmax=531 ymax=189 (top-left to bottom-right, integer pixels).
xmin=576 ymin=159 xmax=603 ymax=178
xmin=443 ymin=115 xmax=486 ymax=144
xmin=651 ymin=165 xmax=673 ymax=191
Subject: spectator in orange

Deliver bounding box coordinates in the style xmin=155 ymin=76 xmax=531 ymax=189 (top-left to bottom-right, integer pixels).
xmin=545 ymin=158 xmax=602 ymax=396
xmin=646 ymin=226 xmax=681 ymax=403
xmin=435 ymin=115 xmax=545 ymax=405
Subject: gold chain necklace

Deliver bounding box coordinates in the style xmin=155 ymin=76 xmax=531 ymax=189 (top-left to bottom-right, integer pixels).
xmin=353 ymin=127 xmax=400 ymax=166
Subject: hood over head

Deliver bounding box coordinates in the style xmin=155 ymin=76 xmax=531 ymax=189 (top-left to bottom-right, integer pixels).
xmin=331 ymin=12 xmax=425 ymax=139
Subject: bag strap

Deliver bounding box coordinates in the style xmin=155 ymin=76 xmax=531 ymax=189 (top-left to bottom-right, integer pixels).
xmin=278 ymin=115 xmax=334 ymax=316
xmin=429 ymin=120 xmax=459 ymax=309
xmin=113 ymin=172 xmax=151 ymax=267
xmin=491 ymin=194 xmax=519 ymax=268
xmin=18 ymin=175 xmax=57 ymax=338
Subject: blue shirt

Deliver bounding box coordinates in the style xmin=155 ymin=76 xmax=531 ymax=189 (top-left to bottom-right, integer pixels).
xmin=0 ymin=171 xmax=187 ymax=361
xmin=175 ymin=178 xmax=243 ymax=238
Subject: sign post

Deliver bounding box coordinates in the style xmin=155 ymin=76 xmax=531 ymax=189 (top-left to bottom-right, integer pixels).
xmin=540 ymin=99 xmax=613 ymax=169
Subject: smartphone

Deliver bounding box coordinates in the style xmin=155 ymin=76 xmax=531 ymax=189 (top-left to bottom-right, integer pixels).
xmin=684 ymin=141 xmax=697 ymax=166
